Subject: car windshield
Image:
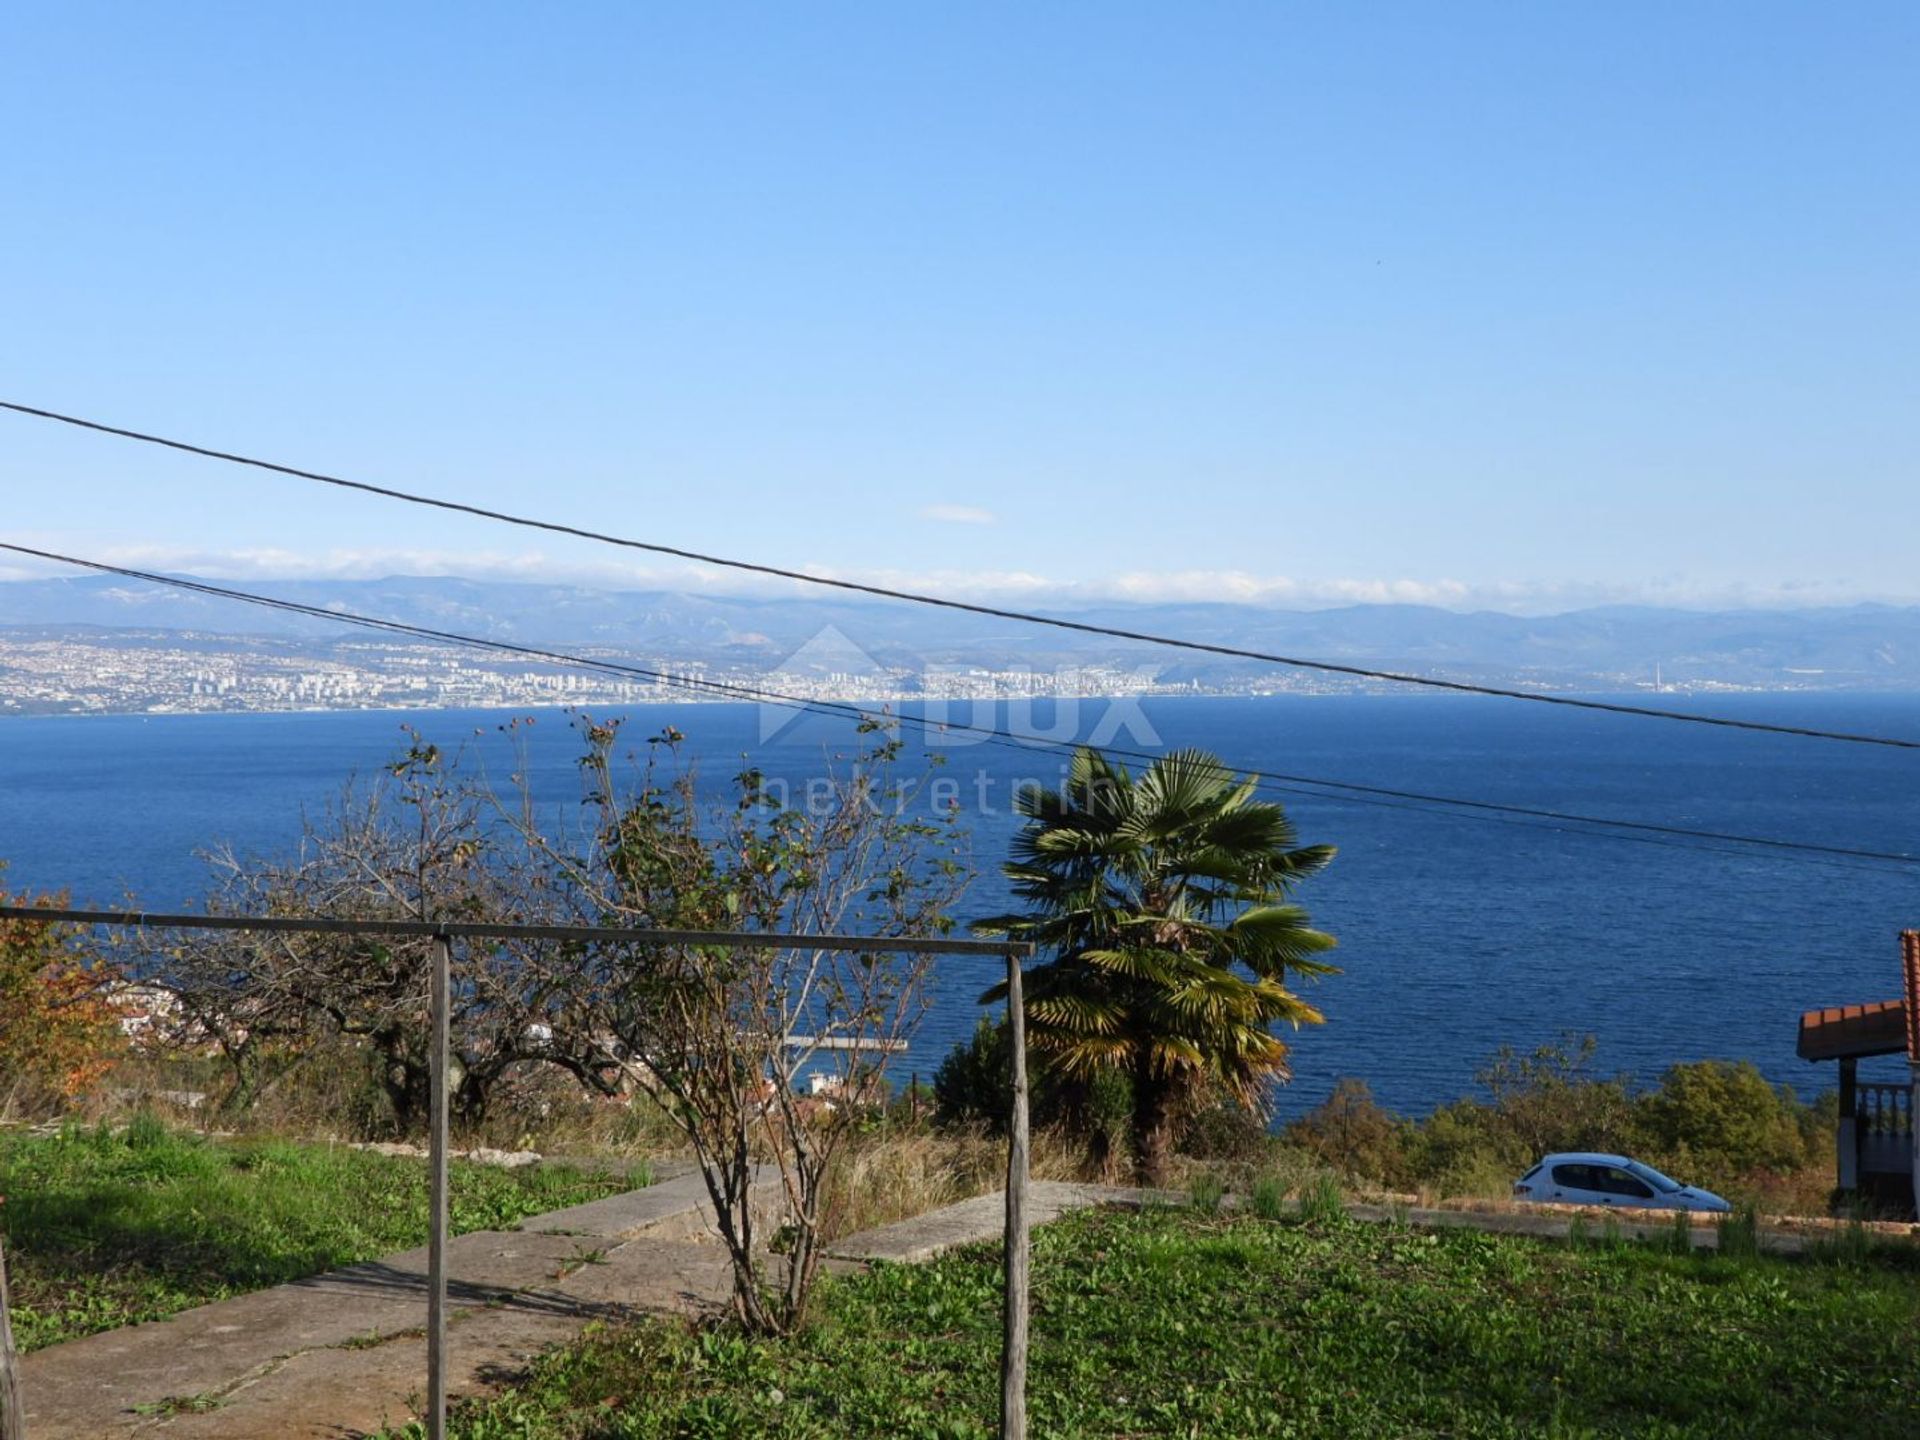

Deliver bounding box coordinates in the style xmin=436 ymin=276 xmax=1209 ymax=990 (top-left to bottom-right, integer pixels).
xmin=1623 ymin=1160 xmax=1683 ymax=1193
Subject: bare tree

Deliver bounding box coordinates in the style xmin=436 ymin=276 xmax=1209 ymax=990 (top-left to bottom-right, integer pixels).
xmin=501 ymin=716 xmax=969 ymax=1333
xmin=149 ymin=739 xmax=617 ymax=1131
xmin=138 ymin=716 xmax=967 ymax=1333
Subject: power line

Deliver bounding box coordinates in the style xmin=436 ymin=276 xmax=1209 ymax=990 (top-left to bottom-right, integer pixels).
xmin=6 ymin=541 xmax=1916 ymax=874
xmin=6 ymin=397 xmax=1918 ymax=752
xmin=1245 ymin=780 xmax=1918 ymax=879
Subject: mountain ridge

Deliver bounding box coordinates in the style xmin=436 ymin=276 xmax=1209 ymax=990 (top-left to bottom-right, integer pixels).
xmin=3 ymin=573 xmax=1917 ymax=689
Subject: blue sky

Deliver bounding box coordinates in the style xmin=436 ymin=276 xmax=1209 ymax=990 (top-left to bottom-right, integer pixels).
xmin=3 ymin=3 xmax=1915 ymax=612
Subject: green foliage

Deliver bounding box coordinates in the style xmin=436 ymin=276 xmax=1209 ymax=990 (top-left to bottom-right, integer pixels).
xmin=1806 ymin=1214 xmax=1878 ymax=1269
xmin=1287 ymin=1038 xmax=1838 ymax=1205
xmin=0 ymin=1121 xmax=623 ymax=1350
xmin=1661 ymin=1208 xmax=1698 ymax=1257
xmin=1187 ymin=1170 xmax=1226 ymax=1216
xmin=1473 ymin=1033 xmax=1635 ymax=1166
xmin=1631 ymin=1060 xmax=1821 ymax=1177
xmin=400 ymin=1206 xmax=1920 ymax=1439
xmin=1177 ymin=1095 xmax=1271 ymax=1164
xmin=1282 ymin=1078 xmax=1414 ymax=1186
xmin=1247 ymin=1173 xmax=1287 ymax=1221
xmin=121 ymin=1107 xmax=170 ymax=1152
xmin=1294 ymin=1171 xmax=1347 ymax=1227
xmin=975 ymin=746 xmax=1336 ymax=1184
xmin=1717 ymin=1202 xmax=1760 ymax=1261
xmin=930 ymin=1018 xmax=1011 ymax=1132
xmin=931 ymin=1018 xmax=1133 ymax=1173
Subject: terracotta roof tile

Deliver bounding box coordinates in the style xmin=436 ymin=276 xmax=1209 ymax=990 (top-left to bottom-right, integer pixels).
xmin=1796 ymin=998 xmax=1908 ymax=1061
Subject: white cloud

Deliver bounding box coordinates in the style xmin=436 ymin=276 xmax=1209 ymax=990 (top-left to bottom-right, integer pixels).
xmin=0 ymin=539 xmax=1899 ymax=614
xmin=919 ymin=504 xmax=996 ymax=525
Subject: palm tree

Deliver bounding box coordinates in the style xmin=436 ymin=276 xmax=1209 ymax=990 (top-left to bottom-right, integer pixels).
xmin=975 ymin=747 xmax=1336 ymax=1185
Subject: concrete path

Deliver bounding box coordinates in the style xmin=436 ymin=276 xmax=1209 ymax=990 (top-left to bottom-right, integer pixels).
xmin=17 ymin=1168 xmax=761 ymax=1439
xmin=832 ymin=1182 xmax=1174 ymax=1264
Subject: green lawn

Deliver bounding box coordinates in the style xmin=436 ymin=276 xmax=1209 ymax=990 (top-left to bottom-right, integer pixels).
xmin=407 ymin=1204 xmax=1920 ymax=1440
xmin=0 ymin=1116 xmax=633 ymax=1351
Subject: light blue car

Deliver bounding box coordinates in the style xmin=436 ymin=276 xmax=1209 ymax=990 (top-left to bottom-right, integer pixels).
xmin=1513 ymin=1152 xmax=1732 ymax=1214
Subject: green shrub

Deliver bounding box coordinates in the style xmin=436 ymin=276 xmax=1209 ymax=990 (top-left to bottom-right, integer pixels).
xmin=123 ymin=1109 xmax=169 ymax=1151
xmin=1248 ymin=1173 xmax=1287 ymax=1221
xmin=1282 ymin=1078 xmax=1414 ymax=1186
xmin=1428 ymin=1146 xmax=1521 ymax=1201
xmin=931 ymin=1019 xmax=1130 ymax=1170
xmin=1189 ymin=1170 xmax=1226 ymax=1216
xmin=1180 ymin=1097 xmax=1271 ymax=1164
xmin=1807 ymin=1215 xmax=1874 ymax=1269
xmin=1659 ymin=1208 xmax=1696 ymax=1258
xmin=1285 ymin=1041 xmax=1835 ymax=1209
xmin=1295 ymin=1173 xmax=1345 ymax=1227
xmin=1630 ymin=1061 xmax=1821 ymax=1178
xmin=931 ymin=1019 xmax=1010 ymax=1131
xmin=1476 ymin=1033 xmax=1636 ymax=1162
xmin=1406 ymin=1100 xmax=1515 ymax=1186
xmin=1717 ymin=1203 xmax=1760 ymax=1261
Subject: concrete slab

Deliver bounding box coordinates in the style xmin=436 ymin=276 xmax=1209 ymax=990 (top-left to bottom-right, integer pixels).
xmin=113 ymin=1239 xmax=742 ymax=1439
xmin=15 ymin=1158 xmax=811 ymax=1439
xmin=14 ymin=1165 xmax=750 ymax=1440
xmin=521 ymin=1169 xmax=715 ymax=1241
xmin=522 ymin=1163 xmax=785 ymax=1244
xmin=831 ymin=1182 xmax=1178 ymax=1264
xmin=19 ymin=1229 xmax=617 ymax=1439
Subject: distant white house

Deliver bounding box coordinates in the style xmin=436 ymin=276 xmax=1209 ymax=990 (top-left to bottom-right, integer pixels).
xmin=110 ymin=982 xmax=184 ymax=1042
xmin=1795 ymin=931 xmax=1920 ymax=1218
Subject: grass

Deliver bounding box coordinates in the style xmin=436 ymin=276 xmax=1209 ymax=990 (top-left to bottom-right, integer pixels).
xmin=396 ymin=1203 xmax=1920 ymax=1439
xmin=0 ymin=1115 xmax=634 ymax=1351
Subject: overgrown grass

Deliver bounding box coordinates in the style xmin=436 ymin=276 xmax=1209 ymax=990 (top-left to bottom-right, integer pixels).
xmin=398 ymin=1203 xmax=1920 ymax=1439
xmin=817 ymin=1125 xmax=1092 ymax=1242
xmin=0 ymin=1116 xmax=632 ymax=1351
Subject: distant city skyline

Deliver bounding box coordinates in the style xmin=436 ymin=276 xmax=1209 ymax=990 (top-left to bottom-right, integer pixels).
xmin=4 ymin=5 xmax=1916 ymax=611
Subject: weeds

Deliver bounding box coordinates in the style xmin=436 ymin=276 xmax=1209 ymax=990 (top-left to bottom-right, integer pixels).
xmin=1807 ymin=1214 xmax=1875 ymax=1268
xmin=1295 ymin=1172 xmax=1346 ymax=1227
xmin=1717 ymin=1202 xmax=1760 ymax=1261
xmin=1660 ymin=1208 xmax=1698 ymax=1256
xmin=1247 ymin=1173 xmax=1287 ymax=1221
xmin=1188 ymin=1170 xmax=1226 ymax=1216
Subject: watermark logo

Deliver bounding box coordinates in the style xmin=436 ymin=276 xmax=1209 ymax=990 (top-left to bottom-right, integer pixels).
xmin=757 ymin=626 xmax=1163 ymax=752
xmin=758 ymin=625 xmax=901 ymax=744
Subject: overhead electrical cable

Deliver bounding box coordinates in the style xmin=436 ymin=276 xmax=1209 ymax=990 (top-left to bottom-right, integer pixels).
xmin=6 ymin=541 xmax=1915 ymax=875
xmin=5 ymin=398 xmax=1919 ymax=751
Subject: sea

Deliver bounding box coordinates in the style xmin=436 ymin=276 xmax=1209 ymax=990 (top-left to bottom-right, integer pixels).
xmin=3 ymin=692 xmax=1917 ymax=1120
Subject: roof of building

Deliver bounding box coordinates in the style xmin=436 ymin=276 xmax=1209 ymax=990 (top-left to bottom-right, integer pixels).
xmin=1796 ymin=998 xmax=1909 ymax=1062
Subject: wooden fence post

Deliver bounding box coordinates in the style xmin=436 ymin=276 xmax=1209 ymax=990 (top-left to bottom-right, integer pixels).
xmin=427 ymin=931 xmax=452 ymax=1440
xmin=0 ymin=1231 xmax=25 ymax=1440
xmin=1001 ymin=948 xmax=1030 ymax=1440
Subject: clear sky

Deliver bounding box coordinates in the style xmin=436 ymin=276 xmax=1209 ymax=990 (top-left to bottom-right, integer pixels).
xmin=3 ymin=3 xmax=1915 ymax=612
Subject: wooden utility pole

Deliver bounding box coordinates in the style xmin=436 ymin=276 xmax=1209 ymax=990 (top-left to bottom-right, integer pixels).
xmin=1000 ymin=948 xmax=1030 ymax=1440
xmin=1 ymin=1230 xmax=26 ymax=1440
xmin=427 ymin=932 xmax=452 ymax=1440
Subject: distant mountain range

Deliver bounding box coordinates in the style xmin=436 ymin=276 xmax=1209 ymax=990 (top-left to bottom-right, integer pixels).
xmin=5 ymin=573 xmax=1920 ymax=690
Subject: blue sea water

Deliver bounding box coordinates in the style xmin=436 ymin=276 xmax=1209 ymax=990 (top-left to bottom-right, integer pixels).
xmin=3 ymin=693 xmax=1917 ymax=1118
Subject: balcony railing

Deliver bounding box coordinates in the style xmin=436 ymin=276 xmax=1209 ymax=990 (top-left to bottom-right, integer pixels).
xmin=1856 ymin=1083 xmax=1914 ymax=1177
